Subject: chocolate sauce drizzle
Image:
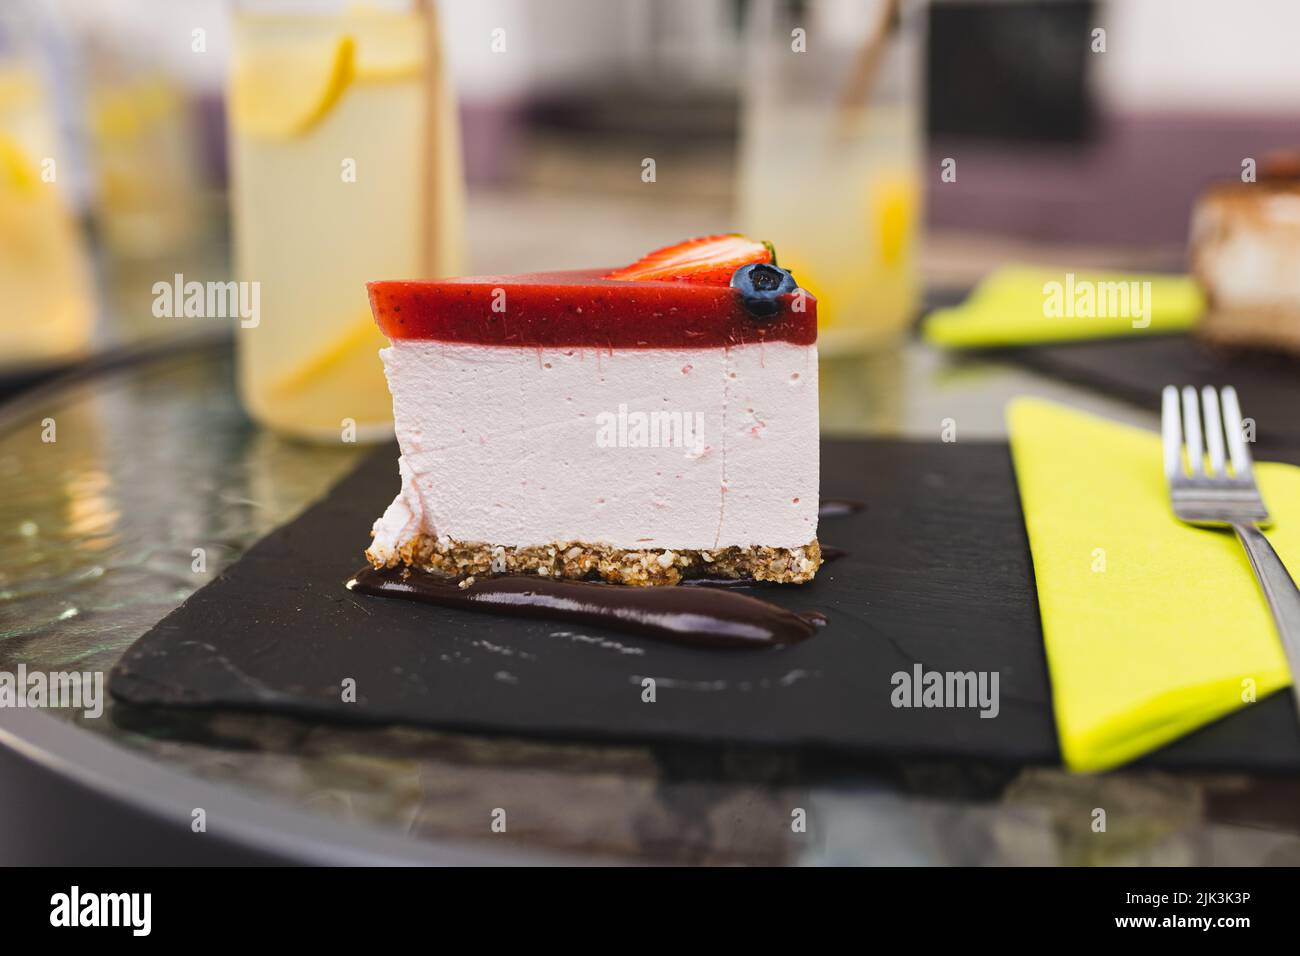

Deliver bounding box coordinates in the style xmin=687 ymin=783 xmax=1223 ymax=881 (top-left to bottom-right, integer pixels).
xmin=348 ymin=566 xmax=824 ymax=650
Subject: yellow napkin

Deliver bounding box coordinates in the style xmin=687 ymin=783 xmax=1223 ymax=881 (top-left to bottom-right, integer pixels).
xmin=925 ymin=266 xmax=1205 ymax=348
xmin=1007 ymin=398 xmax=1300 ymax=772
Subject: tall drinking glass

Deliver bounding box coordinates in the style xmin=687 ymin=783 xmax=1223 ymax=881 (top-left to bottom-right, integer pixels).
xmin=739 ymin=0 xmax=922 ymax=355
xmin=229 ymin=0 xmax=463 ymax=441
xmin=0 ymin=7 xmax=93 ymax=368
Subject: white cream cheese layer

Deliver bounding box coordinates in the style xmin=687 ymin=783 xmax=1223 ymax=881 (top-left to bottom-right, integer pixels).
xmin=369 ymin=340 xmax=819 ymax=557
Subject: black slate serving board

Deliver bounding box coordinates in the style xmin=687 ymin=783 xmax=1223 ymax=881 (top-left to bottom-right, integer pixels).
xmin=997 ymin=334 xmax=1300 ymax=450
xmin=110 ymin=440 xmax=1300 ymax=771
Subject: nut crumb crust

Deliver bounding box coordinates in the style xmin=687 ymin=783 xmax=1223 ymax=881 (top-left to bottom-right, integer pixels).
xmin=367 ymin=536 xmax=822 ymax=586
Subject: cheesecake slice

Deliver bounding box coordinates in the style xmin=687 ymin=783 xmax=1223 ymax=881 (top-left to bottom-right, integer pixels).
xmin=364 ymin=236 xmax=821 ymax=586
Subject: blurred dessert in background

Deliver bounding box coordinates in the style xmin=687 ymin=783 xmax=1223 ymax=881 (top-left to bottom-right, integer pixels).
xmin=1191 ymin=150 xmax=1300 ymax=356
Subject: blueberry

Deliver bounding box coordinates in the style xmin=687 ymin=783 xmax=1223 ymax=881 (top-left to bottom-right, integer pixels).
xmin=730 ymin=263 xmax=798 ymax=318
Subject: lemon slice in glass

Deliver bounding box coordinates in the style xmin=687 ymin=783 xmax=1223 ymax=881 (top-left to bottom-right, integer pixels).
xmin=354 ymin=11 xmax=426 ymax=81
xmin=267 ymin=312 xmax=388 ymax=398
xmin=257 ymin=313 xmax=394 ymax=439
xmin=231 ymin=34 xmax=356 ymax=140
xmin=0 ymin=131 xmax=39 ymax=195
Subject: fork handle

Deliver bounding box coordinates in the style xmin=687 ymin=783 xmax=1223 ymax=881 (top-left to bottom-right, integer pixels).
xmin=1232 ymin=523 xmax=1300 ymax=706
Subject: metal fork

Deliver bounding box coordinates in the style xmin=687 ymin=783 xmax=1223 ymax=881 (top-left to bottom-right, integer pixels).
xmin=1162 ymin=385 xmax=1300 ymax=715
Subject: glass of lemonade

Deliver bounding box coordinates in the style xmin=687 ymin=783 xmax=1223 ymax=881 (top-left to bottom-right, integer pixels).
xmin=229 ymin=0 xmax=463 ymax=442
xmin=0 ymin=10 xmax=94 ymax=369
xmin=739 ymin=0 xmax=922 ymax=356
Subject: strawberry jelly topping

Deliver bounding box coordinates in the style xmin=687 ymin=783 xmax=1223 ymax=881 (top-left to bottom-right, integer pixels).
xmin=368 ymin=269 xmax=817 ymax=348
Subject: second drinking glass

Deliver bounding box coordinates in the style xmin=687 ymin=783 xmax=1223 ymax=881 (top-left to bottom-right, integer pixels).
xmin=229 ymin=0 xmax=463 ymax=441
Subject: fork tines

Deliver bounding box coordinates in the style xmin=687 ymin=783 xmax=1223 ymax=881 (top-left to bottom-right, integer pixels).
xmin=1162 ymin=384 xmax=1254 ymax=482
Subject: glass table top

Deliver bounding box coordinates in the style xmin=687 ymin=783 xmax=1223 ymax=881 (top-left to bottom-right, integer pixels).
xmin=3 ymin=337 xmax=1299 ymax=865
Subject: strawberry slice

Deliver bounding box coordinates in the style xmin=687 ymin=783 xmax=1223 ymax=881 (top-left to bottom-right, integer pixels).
xmin=604 ymin=234 xmax=774 ymax=284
